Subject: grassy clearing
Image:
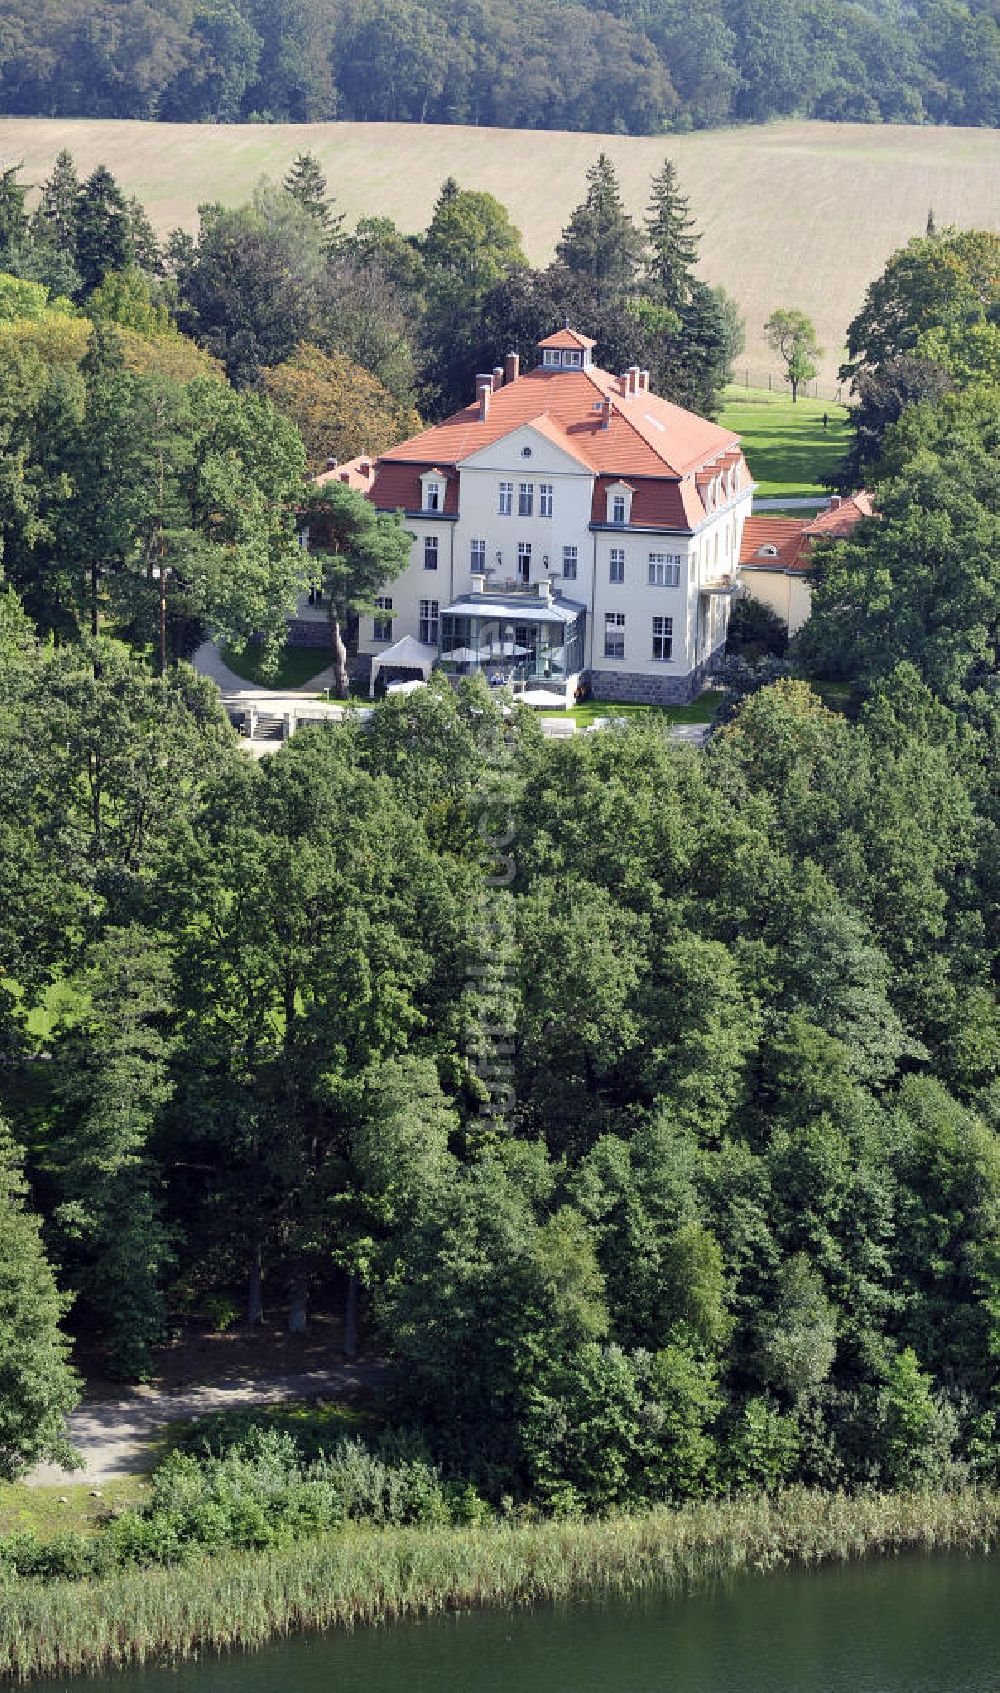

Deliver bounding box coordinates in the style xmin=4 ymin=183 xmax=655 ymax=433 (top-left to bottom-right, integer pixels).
xmin=0 ymin=119 xmax=997 ymax=383
xmin=718 ymin=387 xmax=851 ymax=499
xmin=567 ymin=691 xmax=723 ymax=728
xmin=220 ymin=644 xmax=331 ymax=691
xmin=0 ymin=1481 xmax=148 ymax=1542
xmin=0 ymin=1487 xmax=995 ymax=1680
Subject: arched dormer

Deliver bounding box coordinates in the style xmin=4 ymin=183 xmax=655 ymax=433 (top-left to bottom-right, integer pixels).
xmin=606 ymin=480 xmax=633 ymax=526
xmin=419 ymin=468 xmax=446 ymax=511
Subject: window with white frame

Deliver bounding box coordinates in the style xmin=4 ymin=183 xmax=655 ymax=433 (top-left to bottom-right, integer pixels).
xmin=424 ymin=536 xmax=439 ymax=571
xmin=543 ymin=348 xmax=560 ymax=367
xmin=566 ymin=349 xmax=582 ymax=366
xmin=517 ymin=541 xmax=531 ymax=583
xmin=418 ymin=599 xmax=439 ymax=645
xmin=470 ymin=538 xmax=486 ymax=570
xmin=609 ymin=547 xmax=625 ymax=584
xmin=424 ymin=479 xmax=443 ymax=511
xmin=539 ymin=482 xmax=553 ymax=517
xmin=652 ymin=615 xmax=673 ymax=662
xmin=498 ymin=481 xmax=513 ymax=515
xmin=648 ymin=552 xmax=681 ymax=587
xmin=606 ymin=481 xmax=633 ymax=525
xmin=604 ymin=611 xmax=625 ymax=660
xmin=518 ymin=481 xmax=533 ymax=516
xmin=373 ymin=597 xmax=393 ymax=641
xmin=562 ymin=545 xmax=578 ymax=580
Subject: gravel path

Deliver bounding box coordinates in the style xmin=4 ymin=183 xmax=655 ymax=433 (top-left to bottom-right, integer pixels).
xmin=28 ymin=1363 xmax=386 ymax=1485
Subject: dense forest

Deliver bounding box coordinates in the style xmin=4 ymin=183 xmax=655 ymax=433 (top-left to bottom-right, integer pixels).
xmin=0 ymin=133 xmax=997 ymax=1517
xmin=0 ymin=0 xmax=998 ymax=132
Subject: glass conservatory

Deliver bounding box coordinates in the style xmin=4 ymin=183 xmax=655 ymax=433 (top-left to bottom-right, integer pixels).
xmin=438 ymin=592 xmax=586 ymax=686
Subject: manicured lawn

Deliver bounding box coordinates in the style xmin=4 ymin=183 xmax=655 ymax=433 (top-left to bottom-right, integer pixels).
xmin=719 ymin=387 xmax=851 ymax=500
xmin=565 ymin=691 xmax=723 ymax=729
xmin=221 ymin=644 xmax=332 ymax=691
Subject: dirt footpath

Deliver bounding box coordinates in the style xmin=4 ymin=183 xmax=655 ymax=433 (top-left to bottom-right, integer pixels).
xmin=29 ymin=1362 xmax=385 ymax=1486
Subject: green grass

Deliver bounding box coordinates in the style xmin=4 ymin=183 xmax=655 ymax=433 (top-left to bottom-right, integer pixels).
xmin=0 ymin=1487 xmax=995 ymax=1680
xmin=0 ymin=1480 xmax=148 ymax=1542
xmin=221 ymin=644 xmax=332 ymax=691
xmin=566 ymin=691 xmax=723 ymax=728
xmin=719 ymin=387 xmax=851 ymax=499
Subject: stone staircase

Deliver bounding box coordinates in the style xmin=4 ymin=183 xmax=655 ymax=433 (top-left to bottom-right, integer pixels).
xmin=250 ymin=711 xmax=285 ymax=742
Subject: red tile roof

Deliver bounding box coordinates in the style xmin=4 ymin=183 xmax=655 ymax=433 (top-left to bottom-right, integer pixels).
xmin=740 ymin=496 xmax=873 ymax=573
xmin=370 ymin=461 xmax=459 ymax=514
xmin=592 ymin=476 xmax=693 ymax=531
xmin=313 ymin=454 xmax=376 ymax=493
xmin=374 ymin=363 xmax=741 ymax=484
xmin=804 ymin=491 xmax=874 ymax=538
xmin=739 ymin=516 xmax=811 ymax=572
xmin=538 ymin=328 xmax=597 ymax=350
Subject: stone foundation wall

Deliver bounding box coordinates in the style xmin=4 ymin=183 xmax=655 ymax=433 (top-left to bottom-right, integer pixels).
xmin=286 ymin=619 xmax=332 ymax=648
xmin=587 ymin=648 xmax=724 ymax=706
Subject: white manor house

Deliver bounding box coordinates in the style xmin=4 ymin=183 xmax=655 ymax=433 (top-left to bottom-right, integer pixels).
xmin=324 ymin=328 xmax=755 ymax=705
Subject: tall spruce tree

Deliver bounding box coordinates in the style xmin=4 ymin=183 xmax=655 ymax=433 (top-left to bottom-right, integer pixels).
xmin=0 ymin=163 xmax=29 ymax=254
xmin=555 ymin=154 xmax=645 ymax=305
xmin=0 ymin=1119 xmax=80 ymax=1478
xmin=283 ymin=150 xmax=343 ymax=246
xmin=644 ymin=157 xmax=700 ymax=313
xmin=31 ymin=149 xmax=80 ymax=258
xmin=75 ymin=165 xmax=132 ymax=294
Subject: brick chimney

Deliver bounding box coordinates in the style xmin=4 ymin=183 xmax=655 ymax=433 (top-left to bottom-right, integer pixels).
xmin=600 ymin=394 xmax=614 ymax=429
xmin=325 ymin=456 xmax=338 ymax=471
xmin=505 ymin=350 xmax=520 ymax=384
xmin=639 ymin=369 xmax=650 ymax=392
xmin=477 ymin=379 xmax=492 ymax=421
xmin=829 ymin=494 xmax=843 ymax=509
xmin=492 ymin=365 xmax=504 ymax=389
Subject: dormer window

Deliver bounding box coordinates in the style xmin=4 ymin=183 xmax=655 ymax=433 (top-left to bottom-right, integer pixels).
xmin=606 ymin=481 xmax=633 ymax=526
xmin=420 ymin=469 xmax=446 ymax=511
xmin=758 ymin=544 xmax=779 ymax=558
xmin=566 ymin=349 xmax=582 ymax=367
xmin=543 ymin=348 xmax=561 ymax=368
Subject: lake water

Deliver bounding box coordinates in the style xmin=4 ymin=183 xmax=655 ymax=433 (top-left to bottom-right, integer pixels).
xmin=75 ymin=1551 xmax=999 ymax=1693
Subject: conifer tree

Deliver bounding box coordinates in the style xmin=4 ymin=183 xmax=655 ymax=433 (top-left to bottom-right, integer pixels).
xmin=0 ymin=162 xmax=29 ymax=254
xmin=644 ymin=157 xmax=700 ymax=313
xmin=75 ymin=165 xmax=132 ymax=294
xmin=127 ymin=196 xmax=161 ymax=275
xmin=0 ymin=1119 xmax=80 ymax=1478
xmin=283 ymin=150 xmax=344 ymax=246
xmin=31 ymin=149 xmax=80 ymax=255
xmin=555 ymin=154 xmax=645 ymax=304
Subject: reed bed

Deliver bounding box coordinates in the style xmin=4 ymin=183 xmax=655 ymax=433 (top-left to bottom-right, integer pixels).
xmin=0 ymin=1487 xmax=996 ymax=1682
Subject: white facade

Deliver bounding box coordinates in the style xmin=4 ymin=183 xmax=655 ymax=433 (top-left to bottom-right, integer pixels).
xmin=356 ymin=336 xmax=753 ymax=704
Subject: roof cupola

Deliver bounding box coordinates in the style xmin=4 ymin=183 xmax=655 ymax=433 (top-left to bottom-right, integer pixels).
xmin=537 ymin=327 xmax=596 ymax=370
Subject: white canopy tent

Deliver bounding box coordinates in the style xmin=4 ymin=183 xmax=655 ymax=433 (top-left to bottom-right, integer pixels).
xmin=519 ymin=688 xmax=569 ymax=709
xmin=386 ymin=678 xmax=427 ymax=697
xmin=369 ymin=636 xmax=439 ymax=698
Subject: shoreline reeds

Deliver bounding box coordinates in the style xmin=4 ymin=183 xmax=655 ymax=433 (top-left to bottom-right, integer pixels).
xmin=1 ymin=1486 xmax=996 ymax=1683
